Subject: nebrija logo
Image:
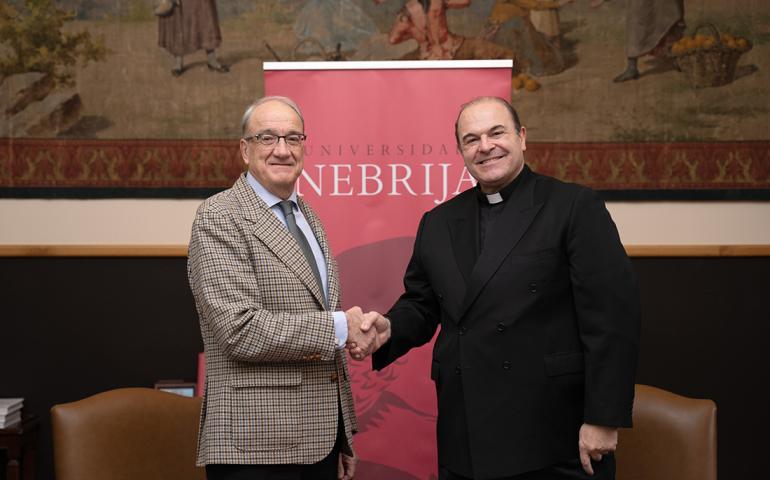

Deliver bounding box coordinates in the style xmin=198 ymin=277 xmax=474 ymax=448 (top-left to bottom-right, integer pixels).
xmin=297 ymin=142 xmax=475 ymax=204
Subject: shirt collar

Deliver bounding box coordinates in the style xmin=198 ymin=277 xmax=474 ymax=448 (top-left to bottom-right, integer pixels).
xmin=246 ymin=172 xmax=298 ymax=209
xmin=475 ymin=166 xmax=525 ymax=205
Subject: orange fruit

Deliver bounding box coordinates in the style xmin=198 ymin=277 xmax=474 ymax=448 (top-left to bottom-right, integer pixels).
xmin=721 ymin=33 xmax=734 ymax=43
xmin=524 ymin=79 xmax=540 ymax=92
xmin=512 ymin=76 xmax=524 ymax=90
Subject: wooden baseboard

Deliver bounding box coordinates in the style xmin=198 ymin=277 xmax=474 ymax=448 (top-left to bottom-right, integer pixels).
xmin=1 ymin=244 xmax=769 ymax=257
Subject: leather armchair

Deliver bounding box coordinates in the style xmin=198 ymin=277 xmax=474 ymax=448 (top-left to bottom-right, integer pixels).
xmin=51 ymin=388 xmax=205 ymax=480
xmin=50 ymin=384 xmax=716 ymax=480
xmin=616 ymin=384 xmax=717 ymax=480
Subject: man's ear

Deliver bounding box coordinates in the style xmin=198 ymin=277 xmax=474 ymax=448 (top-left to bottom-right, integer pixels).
xmin=240 ymin=139 xmax=249 ymax=165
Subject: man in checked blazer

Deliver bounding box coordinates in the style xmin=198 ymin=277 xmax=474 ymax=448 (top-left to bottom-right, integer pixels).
xmin=187 ymin=96 xmax=372 ymax=480
xmin=357 ymin=97 xmax=640 ymax=480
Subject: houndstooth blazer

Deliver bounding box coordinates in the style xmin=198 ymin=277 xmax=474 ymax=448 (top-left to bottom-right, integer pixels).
xmin=187 ymin=173 xmax=358 ymax=466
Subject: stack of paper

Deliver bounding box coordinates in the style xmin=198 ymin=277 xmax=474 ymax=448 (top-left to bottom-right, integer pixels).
xmin=0 ymin=398 xmax=23 ymax=428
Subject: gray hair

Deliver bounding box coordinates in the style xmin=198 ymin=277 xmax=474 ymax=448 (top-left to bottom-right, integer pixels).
xmin=240 ymin=96 xmax=305 ymax=137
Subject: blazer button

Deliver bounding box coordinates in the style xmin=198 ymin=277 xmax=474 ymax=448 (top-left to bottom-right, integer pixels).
xmin=502 ymin=361 xmax=511 ymax=370
xmin=529 ymin=283 xmax=538 ymax=293
xmin=437 ymin=292 xmax=444 ymax=302
xmin=330 ymin=372 xmax=338 ymax=383
xmin=458 ymin=326 xmax=466 ymax=336
xmin=454 ymin=364 xmax=462 ymax=375
xmin=496 ymin=323 xmax=505 ymax=333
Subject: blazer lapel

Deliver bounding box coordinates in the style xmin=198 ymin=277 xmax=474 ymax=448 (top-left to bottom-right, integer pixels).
xmin=459 ymin=169 xmax=543 ymax=318
xmin=448 ymin=194 xmax=479 ymax=284
xmin=234 ymin=176 xmax=328 ymax=310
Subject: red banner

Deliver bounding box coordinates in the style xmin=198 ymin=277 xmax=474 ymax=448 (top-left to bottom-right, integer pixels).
xmin=266 ymin=60 xmax=511 ymax=479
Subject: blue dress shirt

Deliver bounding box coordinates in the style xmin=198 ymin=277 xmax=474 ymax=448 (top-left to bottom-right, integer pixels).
xmin=246 ymin=172 xmax=348 ymax=346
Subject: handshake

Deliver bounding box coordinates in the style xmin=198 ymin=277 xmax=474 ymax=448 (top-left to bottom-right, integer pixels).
xmin=344 ymin=307 xmax=392 ymax=361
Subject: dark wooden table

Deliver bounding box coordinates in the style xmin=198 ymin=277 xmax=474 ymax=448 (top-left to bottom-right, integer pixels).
xmin=0 ymin=415 xmax=38 ymax=480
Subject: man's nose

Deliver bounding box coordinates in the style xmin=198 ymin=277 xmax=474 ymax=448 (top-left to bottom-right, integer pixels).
xmin=272 ymin=137 xmax=291 ymax=156
xmin=478 ymin=135 xmax=494 ymax=152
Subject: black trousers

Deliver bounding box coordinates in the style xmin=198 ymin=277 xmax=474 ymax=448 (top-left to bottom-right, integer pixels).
xmin=439 ymin=454 xmax=616 ymax=480
xmin=206 ymin=412 xmax=345 ymax=480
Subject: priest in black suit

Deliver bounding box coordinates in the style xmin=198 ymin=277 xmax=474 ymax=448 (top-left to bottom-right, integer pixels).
xmin=356 ymin=97 xmax=640 ymax=480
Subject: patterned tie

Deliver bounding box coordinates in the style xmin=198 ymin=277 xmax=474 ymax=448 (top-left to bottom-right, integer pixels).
xmin=278 ymin=200 xmax=328 ymax=309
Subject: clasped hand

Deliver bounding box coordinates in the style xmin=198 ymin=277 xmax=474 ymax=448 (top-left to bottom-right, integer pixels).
xmin=344 ymin=306 xmax=391 ymax=361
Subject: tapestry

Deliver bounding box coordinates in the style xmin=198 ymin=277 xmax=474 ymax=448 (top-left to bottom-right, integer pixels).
xmin=1 ymin=0 xmax=768 ymax=198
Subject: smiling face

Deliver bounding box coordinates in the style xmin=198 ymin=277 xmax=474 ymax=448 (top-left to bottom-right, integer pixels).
xmin=240 ymin=100 xmax=305 ymax=199
xmin=456 ymin=99 xmax=526 ymax=194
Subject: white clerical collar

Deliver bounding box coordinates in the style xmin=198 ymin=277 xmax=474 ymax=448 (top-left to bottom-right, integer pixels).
xmin=486 ymin=192 xmax=503 ymax=204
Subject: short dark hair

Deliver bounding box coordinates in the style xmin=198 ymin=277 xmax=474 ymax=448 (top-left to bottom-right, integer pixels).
xmin=454 ymin=96 xmax=522 ymax=147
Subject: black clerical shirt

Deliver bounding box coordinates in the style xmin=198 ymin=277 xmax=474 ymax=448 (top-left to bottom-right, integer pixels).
xmin=476 ymin=172 xmax=524 ymax=253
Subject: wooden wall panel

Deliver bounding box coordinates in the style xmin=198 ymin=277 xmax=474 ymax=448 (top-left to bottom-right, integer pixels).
xmin=1 ymin=257 xmax=767 ymax=480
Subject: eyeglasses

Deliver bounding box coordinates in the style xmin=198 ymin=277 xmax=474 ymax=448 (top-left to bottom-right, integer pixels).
xmin=243 ymin=133 xmax=307 ymax=147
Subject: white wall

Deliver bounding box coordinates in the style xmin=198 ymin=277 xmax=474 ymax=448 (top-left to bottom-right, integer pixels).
xmin=1 ymin=199 xmax=769 ymax=246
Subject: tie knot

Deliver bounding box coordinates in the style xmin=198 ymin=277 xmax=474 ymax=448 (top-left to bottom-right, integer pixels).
xmin=278 ymin=200 xmax=294 ymax=217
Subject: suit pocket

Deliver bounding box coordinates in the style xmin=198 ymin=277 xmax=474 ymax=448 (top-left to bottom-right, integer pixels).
xmin=508 ymin=248 xmax=565 ymax=289
xmin=230 ymin=369 xmax=302 ymax=452
xmin=509 ymin=247 xmax=561 ymax=265
xmin=544 ymin=352 xmax=585 ymax=377
xmin=230 ymin=368 xmax=302 ymax=387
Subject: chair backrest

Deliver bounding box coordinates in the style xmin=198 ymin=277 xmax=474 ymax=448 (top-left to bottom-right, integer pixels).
xmin=51 ymin=388 xmax=205 ymax=480
xmin=616 ymin=384 xmax=717 ymax=480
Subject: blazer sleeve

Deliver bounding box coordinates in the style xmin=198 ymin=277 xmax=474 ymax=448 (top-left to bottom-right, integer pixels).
xmin=187 ymin=201 xmax=338 ymax=364
xmin=567 ymin=187 xmax=641 ymax=427
xmin=373 ymin=212 xmax=442 ymax=370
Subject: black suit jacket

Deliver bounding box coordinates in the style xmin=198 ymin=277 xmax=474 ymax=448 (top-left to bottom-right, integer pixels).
xmin=373 ymin=166 xmax=640 ymax=479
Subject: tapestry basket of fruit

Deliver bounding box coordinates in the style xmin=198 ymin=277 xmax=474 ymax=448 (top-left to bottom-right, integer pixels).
xmin=670 ymin=24 xmax=751 ymax=88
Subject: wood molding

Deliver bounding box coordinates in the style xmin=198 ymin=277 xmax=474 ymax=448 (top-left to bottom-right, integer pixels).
xmin=624 ymin=245 xmax=770 ymax=257
xmin=1 ymin=244 xmax=769 ymax=258
xmin=0 ymin=245 xmax=189 ymax=257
